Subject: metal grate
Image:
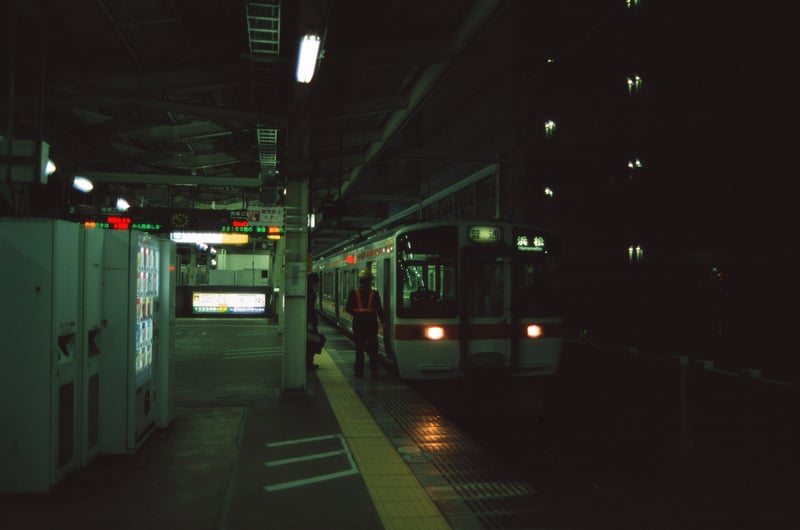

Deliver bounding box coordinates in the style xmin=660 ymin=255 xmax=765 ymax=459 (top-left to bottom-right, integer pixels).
xmin=246 ymin=1 xmax=280 ymax=58
xmin=246 ymin=2 xmax=280 ymax=178
xmin=256 ymin=127 xmax=278 ymax=174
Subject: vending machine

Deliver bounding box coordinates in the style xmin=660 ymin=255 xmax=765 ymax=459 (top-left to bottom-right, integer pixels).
xmin=0 ymin=219 xmax=81 ymax=493
xmin=99 ymin=229 xmax=161 ymax=454
xmin=155 ymin=237 xmax=176 ymax=428
xmin=79 ymin=226 xmax=104 ymax=466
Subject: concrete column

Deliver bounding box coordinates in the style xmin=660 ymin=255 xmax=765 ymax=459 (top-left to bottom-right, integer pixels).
xmin=282 ymin=176 xmax=309 ymax=391
xmin=275 ymin=232 xmax=286 ymax=330
xmin=187 ymin=249 xmax=197 ymax=285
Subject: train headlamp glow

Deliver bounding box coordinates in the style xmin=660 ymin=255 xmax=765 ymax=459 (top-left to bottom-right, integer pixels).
xmin=424 ymin=326 xmax=445 ymax=340
xmin=526 ymin=324 xmax=543 ymax=338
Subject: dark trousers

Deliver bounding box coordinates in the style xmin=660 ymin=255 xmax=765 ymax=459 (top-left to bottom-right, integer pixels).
xmin=353 ymin=321 xmax=379 ymax=375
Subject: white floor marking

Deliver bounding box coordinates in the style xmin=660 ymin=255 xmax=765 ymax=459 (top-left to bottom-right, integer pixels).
xmin=263 ymin=434 xmax=358 ymax=492
xmin=223 ymin=346 xmax=283 ymax=359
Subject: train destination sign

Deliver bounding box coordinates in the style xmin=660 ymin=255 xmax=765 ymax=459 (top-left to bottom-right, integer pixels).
xmin=468 ymin=225 xmax=502 ymax=243
xmin=516 ymin=235 xmax=546 ymax=252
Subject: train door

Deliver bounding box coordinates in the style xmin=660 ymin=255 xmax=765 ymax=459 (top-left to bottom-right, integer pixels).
xmin=333 ymin=269 xmax=339 ymax=323
xmin=377 ymin=257 xmax=395 ymax=363
xmin=461 ymin=250 xmax=512 ymax=371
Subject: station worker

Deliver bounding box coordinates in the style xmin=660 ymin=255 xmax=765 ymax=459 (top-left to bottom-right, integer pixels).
xmin=345 ymin=270 xmax=385 ymax=378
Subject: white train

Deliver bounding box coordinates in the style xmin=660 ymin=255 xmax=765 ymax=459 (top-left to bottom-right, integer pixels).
xmin=313 ymin=220 xmax=565 ymax=380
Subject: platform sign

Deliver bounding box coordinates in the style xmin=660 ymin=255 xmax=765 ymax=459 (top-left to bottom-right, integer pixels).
xmin=220 ymin=220 xmax=270 ymax=235
xmin=246 ymin=206 xmax=285 ymax=227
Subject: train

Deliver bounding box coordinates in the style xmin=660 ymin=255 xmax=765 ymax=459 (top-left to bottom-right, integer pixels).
xmin=313 ymin=219 xmax=565 ymax=380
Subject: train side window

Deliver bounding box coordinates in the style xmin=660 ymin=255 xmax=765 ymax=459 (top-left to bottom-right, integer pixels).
xmin=339 ymin=269 xmax=354 ymax=304
xmin=321 ymin=271 xmax=329 ymax=298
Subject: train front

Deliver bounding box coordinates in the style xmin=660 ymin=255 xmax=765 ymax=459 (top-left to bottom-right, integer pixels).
xmin=390 ymin=222 xmax=564 ymax=379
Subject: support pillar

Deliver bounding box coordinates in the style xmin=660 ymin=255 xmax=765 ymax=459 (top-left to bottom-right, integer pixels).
xmin=282 ymin=176 xmax=310 ymax=391
xmin=275 ymin=232 xmax=286 ymax=329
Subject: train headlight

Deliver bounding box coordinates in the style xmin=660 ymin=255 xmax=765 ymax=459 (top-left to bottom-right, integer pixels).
xmin=526 ymin=324 xmax=543 ymax=338
xmin=424 ymin=326 xmax=445 ymax=340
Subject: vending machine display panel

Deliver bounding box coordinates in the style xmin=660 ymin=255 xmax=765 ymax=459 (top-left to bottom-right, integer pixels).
xmin=135 ymin=235 xmax=159 ymax=387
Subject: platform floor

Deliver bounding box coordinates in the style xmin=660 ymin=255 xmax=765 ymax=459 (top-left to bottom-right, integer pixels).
xmin=1 ymin=319 xmax=581 ymax=530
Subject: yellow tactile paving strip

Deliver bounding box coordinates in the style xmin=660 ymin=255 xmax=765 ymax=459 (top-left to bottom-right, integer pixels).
xmin=315 ymin=348 xmax=452 ymax=530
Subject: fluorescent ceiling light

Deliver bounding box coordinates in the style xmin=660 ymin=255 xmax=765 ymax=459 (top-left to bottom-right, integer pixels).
xmin=296 ymin=34 xmax=321 ymax=83
xmin=73 ymin=175 xmax=94 ymax=193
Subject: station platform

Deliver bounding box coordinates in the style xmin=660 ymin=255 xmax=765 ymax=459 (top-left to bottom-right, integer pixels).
xmin=1 ymin=319 xmax=562 ymax=530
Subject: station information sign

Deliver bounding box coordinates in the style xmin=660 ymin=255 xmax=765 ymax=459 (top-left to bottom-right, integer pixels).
xmin=72 ymin=206 xmax=285 ymax=236
xmin=245 ymin=206 xmax=284 ymax=227
xmin=191 ymin=291 xmax=267 ymax=314
xmin=83 ymin=215 xmax=163 ymax=232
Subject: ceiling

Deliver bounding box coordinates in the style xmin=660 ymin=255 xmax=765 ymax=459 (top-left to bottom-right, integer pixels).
xmin=6 ymin=1 xmax=791 ymax=259
xmin=2 ymin=0 xmax=623 ymax=257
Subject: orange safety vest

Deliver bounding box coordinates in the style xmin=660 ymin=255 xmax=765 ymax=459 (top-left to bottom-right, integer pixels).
xmin=352 ymin=289 xmax=376 ymax=313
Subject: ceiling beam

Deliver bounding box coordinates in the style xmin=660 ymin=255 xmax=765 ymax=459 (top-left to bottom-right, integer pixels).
xmin=399 ymin=149 xmax=500 ymax=163
xmin=316 ymin=153 xmax=368 ymax=172
xmin=48 ymin=63 xmax=252 ymax=95
xmin=123 ymin=122 xmax=243 ymax=142
xmin=333 ymin=95 xmax=409 ymax=118
xmin=313 ymin=128 xmax=384 ymax=151
xmin=355 ymin=194 xmax=421 ymax=203
xmin=77 ymin=171 xmax=262 ymax=188
xmin=327 ymin=40 xmax=452 ymax=72
xmin=46 ymin=95 xmax=288 ymax=129
xmin=338 ymin=0 xmax=506 ymax=202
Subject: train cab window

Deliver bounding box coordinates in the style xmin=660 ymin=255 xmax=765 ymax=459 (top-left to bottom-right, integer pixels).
xmin=397 ymin=226 xmax=458 ymax=318
xmin=465 ymin=257 xmax=505 ymax=318
xmin=511 ymin=253 xmax=562 ymax=316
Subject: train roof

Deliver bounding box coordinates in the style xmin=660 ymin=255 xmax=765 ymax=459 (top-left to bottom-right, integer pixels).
xmin=314 ymin=218 xmax=557 ymax=264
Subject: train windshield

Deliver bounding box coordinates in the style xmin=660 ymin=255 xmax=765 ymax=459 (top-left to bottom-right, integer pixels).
xmin=396 ymin=226 xmax=458 ymax=318
xmin=511 ymin=250 xmax=562 ymax=317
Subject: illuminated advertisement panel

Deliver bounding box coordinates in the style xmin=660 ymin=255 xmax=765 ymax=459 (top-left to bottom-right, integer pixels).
xmin=192 ymin=292 xmax=267 ymax=314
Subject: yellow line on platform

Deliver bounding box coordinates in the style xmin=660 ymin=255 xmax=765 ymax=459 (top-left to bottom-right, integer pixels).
xmin=315 ymin=349 xmax=451 ymax=530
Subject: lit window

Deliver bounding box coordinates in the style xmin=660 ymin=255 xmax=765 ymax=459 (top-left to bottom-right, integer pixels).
xmin=627 ymin=158 xmax=643 ymax=182
xmin=627 ymin=245 xmax=644 ymax=262
xmin=544 ymin=120 xmax=556 ymax=139
xmin=627 ymin=74 xmax=643 ymax=96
